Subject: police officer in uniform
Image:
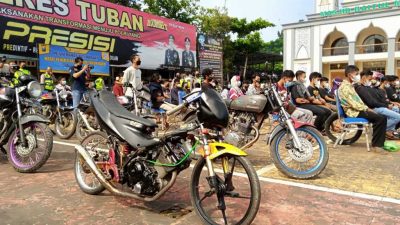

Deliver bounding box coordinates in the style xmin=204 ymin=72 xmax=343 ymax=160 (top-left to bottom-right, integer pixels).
xmin=12 ymin=61 xmax=31 ymax=87
xmin=95 ymin=76 xmax=105 ymax=91
xmin=40 ymin=67 xmax=57 ymax=92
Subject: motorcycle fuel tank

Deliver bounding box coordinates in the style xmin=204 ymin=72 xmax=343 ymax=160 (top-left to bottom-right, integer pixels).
xmin=229 ymin=95 xmax=267 ymax=113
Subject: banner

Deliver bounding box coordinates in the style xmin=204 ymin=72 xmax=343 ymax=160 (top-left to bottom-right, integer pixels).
xmin=38 ymin=44 xmax=110 ymax=76
xmin=0 ymin=0 xmax=197 ymax=70
xmin=198 ymin=34 xmax=223 ymax=83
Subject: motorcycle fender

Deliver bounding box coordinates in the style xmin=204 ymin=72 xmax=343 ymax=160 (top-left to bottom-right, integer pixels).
xmin=266 ymin=124 xmax=285 ymax=145
xmin=20 ymin=114 xmax=51 ymax=125
xmin=198 ymin=142 xmax=248 ymax=160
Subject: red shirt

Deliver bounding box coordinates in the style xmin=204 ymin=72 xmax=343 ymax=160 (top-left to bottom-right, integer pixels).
xmin=113 ymin=83 xmax=123 ymax=97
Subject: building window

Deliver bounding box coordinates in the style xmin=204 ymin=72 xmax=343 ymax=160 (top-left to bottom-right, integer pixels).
xmin=329 ymin=63 xmax=348 ymax=70
xmin=330 ymin=38 xmax=348 ymax=56
xmin=360 ymin=34 xmax=387 ymax=53
xmin=363 ymin=61 xmax=386 ymax=75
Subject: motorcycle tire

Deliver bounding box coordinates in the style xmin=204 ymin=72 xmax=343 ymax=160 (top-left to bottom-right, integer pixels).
xmin=270 ymin=126 xmax=329 ymax=179
xmin=7 ymin=122 xmax=53 ymax=173
xmin=190 ymin=156 xmax=261 ymax=225
xmin=75 ymin=117 xmax=92 ymax=141
xmin=74 ymin=132 xmax=107 ymax=195
xmin=324 ymin=112 xmax=363 ymax=145
xmin=55 ymin=111 xmax=77 ymax=139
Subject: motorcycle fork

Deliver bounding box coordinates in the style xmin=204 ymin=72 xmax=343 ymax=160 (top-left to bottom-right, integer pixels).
xmin=79 ymin=110 xmax=96 ymax=132
xmin=15 ymin=87 xmax=27 ymax=147
xmin=55 ymin=90 xmax=63 ymax=124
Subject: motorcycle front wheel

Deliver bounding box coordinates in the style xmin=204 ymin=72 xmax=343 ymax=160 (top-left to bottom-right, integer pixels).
xmin=7 ymin=122 xmax=53 ymax=173
xmin=190 ymin=156 xmax=261 ymax=225
xmin=324 ymin=112 xmax=363 ymax=145
xmin=270 ymin=126 xmax=329 ymax=179
xmin=55 ymin=111 xmax=77 ymax=139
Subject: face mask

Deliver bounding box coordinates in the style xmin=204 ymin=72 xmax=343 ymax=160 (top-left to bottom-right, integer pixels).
xmin=323 ymin=83 xmax=330 ymax=89
xmin=315 ymin=80 xmax=320 ymax=88
xmin=284 ymin=81 xmax=294 ymax=88
xmin=395 ymin=81 xmax=400 ymax=86
xmin=237 ymin=81 xmax=241 ymax=87
xmin=61 ymin=81 xmax=66 ymax=85
xmin=385 ymin=83 xmax=391 ymax=88
xmin=374 ymin=81 xmax=380 ymax=87
xmin=352 ymin=74 xmax=361 ymax=83
xmin=228 ymin=84 xmax=231 ymax=89
xmin=364 ymin=81 xmax=371 ymax=87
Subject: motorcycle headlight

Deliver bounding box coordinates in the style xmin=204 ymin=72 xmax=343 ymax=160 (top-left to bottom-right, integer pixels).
xmin=27 ymin=81 xmax=43 ymax=99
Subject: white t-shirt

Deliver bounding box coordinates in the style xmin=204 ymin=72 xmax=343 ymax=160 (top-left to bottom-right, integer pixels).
xmin=122 ymin=66 xmax=142 ymax=97
xmin=0 ymin=63 xmax=10 ymax=75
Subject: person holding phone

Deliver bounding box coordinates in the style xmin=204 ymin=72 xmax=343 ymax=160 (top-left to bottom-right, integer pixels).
xmin=70 ymin=57 xmax=91 ymax=108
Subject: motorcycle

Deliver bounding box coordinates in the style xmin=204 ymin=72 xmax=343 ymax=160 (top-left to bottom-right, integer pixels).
xmin=324 ymin=112 xmax=362 ymax=145
xmin=222 ymin=77 xmax=329 ymax=179
xmin=75 ymin=94 xmax=99 ymax=140
xmin=36 ymin=89 xmax=77 ymax=139
xmin=0 ymin=73 xmax=53 ymax=172
xmin=74 ymin=88 xmax=261 ymax=225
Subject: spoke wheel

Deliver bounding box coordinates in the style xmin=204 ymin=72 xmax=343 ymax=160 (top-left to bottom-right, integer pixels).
xmin=190 ymin=156 xmax=260 ymax=225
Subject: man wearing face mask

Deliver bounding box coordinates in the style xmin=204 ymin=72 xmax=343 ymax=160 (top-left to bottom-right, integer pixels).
xmin=319 ymin=77 xmax=336 ymax=104
xmin=290 ymin=70 xmax=332 ymax=131
xmin=122 ymin=54 xmax=142 ymax=97
xmin=384 ymin=75 xmax=400 ymax=103
xmin=355 ymin=70 xmax=400 ymax=140
xmin=70 ymin=57 xmax=91 ymax=108
xmin=201 ymin=68 xmax=215 ymax=89
xmin=338 ymin=65 xmax=387 ymax=153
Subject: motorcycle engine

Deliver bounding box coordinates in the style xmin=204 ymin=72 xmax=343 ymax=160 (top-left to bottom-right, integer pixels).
xmin=225 ymin=113 xmax=255 ymax=147
xmin=125 ymin=158 xmax=160 ymax=196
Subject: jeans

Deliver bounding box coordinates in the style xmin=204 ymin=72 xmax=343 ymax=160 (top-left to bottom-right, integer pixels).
xmin=373 ymin=107 xmax=400 ymax=131
xmin=72 ymin=90 xmax=84 ymax=108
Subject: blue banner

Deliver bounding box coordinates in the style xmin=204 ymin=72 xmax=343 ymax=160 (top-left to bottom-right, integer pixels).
xmin=38 ymin=44 xmax=110 ymax=76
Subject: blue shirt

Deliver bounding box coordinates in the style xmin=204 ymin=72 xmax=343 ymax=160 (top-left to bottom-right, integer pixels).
xmin=70 ymin=65 xmax=87 ymax=92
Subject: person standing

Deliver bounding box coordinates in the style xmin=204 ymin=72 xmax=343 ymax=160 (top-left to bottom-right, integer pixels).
xmin=122 ymin=54 xmax=142 ymax=97
xmin=95 ymin=76 xmax=105 ymax=91
xmin=338 ymin=65 xmax=387 ymax=153
xmin=70 ymin=57 xmax=90 ymax=108
xmin=40 ymin=67 xmax=57 ymax=92
xmin=229 ymin=75 xmax=243 ymax=100
xmin=201 ymin=68 xmax=214 ymax=89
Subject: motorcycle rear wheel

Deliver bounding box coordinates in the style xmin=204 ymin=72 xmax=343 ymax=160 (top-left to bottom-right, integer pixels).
xmin=190 ymin=156 xmax=261 ymax=225
xmin=7 ymin=122 xmax=53 ymax=173
xmin=324 ymin=113 xmax=363 ymax=145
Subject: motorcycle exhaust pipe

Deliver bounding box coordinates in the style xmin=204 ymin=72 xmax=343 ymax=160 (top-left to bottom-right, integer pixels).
xmin=75 ymin=144 xmax=177 ymax=202
xmin=241 ymin=126 xmax=260 ymax=149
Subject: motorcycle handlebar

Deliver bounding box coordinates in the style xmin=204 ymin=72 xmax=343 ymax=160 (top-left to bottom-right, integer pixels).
xmin=166 ymin=102 xmax=186 ymax=116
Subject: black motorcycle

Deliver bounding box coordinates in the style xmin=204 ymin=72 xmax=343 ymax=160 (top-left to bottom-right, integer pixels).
xmin=0 ymin=74 xmax=53 ymax=172
xmin=74 ymin=88 xmax=261 ymax=225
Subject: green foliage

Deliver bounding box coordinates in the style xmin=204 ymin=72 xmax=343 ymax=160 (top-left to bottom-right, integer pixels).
xmin=143 ymin=0 xmax=200 ymax=24
xmin=263 ymin=31 xmax=283 ymax=54
xmin=230 ymin=18 xmax=274 ymax=38
xmin=196 ymin=7 xmax=232 ymax=38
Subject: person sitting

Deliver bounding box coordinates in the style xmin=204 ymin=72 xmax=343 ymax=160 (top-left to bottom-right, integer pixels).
xmin=246 ymin=73 xmax=261 ymax=95
xmin=307 ymin=72 xmax=336 ymax=111
xmin=229 ymin=75 xmax=243 ymax=100
xmin=384 ymin=75 xmax=400 ymax=103
xmin=319 ymin=77 xmax=336 ymax=104
xmin=148 ymin=73 xmax=176 ymax=112
xmin=355 ymin=70 xmax=400 ymax=140
xmin=375 ymin=76 xmax=400 ymax=113
xmin=290 ymin=70 xmax=332 ymax=131
xmin=276 ymin=70 xmax=314 ymax=124
xmin=338 ymin=65 xmax=387 ymax=153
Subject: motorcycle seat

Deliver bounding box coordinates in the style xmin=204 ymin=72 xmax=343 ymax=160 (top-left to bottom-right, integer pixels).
xmin=98 ymin=90 xmax=157 ymax=128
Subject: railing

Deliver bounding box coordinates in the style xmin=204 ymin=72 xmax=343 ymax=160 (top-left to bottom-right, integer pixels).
xmin=322 ymin=46 xmax=349 ymax=56
xmin=356 ymin=43 xmax=388 ymax=54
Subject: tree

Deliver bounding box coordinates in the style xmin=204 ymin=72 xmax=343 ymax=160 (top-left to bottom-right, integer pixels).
xmin=107 ymin=0 xmax=142 ymax=9
xmin=143 ymin=0 xmax=200 ymax=24
xmin=196 ymin=7 xmax=232 ymax=38
xmin=263 ymin=31 xmax=283 ymax=54
xmin=230 ymin=18 xmax=274 ymax=79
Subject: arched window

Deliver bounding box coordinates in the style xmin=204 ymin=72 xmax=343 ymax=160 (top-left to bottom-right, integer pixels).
xmin=362 ymin=34 xmax=387 ymax=53
xmin=331 ymin=37 xmax=348 ymax=55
